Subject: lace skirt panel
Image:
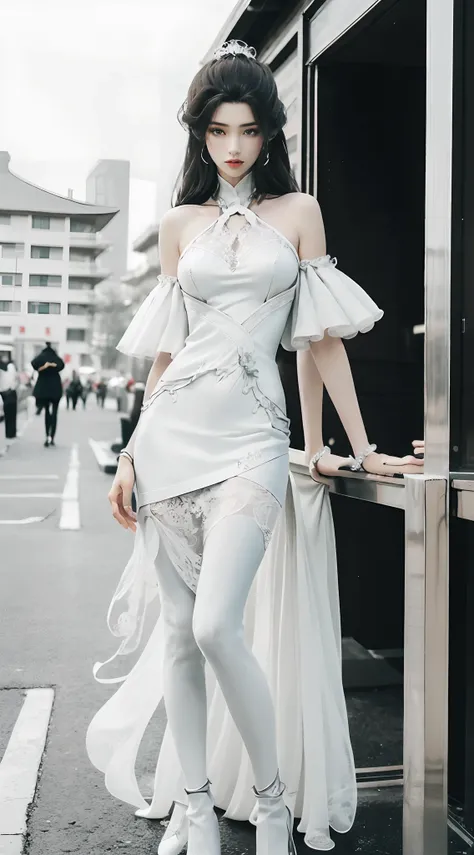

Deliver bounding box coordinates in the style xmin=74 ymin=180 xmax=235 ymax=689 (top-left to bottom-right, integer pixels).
xmin=148 ymin=475 xmax=283 ymax=593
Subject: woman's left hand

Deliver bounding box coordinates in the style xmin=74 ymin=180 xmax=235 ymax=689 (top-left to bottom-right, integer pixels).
xmin=362 ymin=443 xmax=424 ymax=476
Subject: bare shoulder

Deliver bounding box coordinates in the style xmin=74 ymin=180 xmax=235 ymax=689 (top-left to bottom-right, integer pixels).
xmin=285 ymin=191 xmax=322 ymax=217
xmin=159 ymin=206 xmax=197 ymax=249
xmin=160 ymin=206 xmax=191 ymax=229
xmin=287 ymin=193 xmax=326 ymax=258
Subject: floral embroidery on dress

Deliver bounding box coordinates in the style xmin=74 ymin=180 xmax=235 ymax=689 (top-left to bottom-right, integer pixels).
xmin=149 ymin=476 xmax=282 ymax=593
xmin=238 ymin=348 xmax=259 ymax=377
xmin=221 ymin=218 xmax=252 ymax=272
xmin=140 ymin=341 xmax=290 ymax=437
xmin=237 ymin=449 xmax=263 ymax=470
xmin=235 ymin=346 xmax=290 ymax=435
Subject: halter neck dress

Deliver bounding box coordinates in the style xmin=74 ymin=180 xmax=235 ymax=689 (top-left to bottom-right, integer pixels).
xmin=86 ymin=172 xmax=383 ymax=850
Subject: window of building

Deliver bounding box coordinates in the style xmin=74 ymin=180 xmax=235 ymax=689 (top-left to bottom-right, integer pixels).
xmin=0 ymin=274 xmax=22 ymax=286
xmin=32 ymin=216 xmax=51 ymax=230
xmin=68 ymin=278 xmax=93 ymax=290
xmin=0 ymin=215 xmax=11 ymax=225
xmin=67 ymin=303 xmax=90 ymax=315
xmin=31 ymin=245 xmax=63 ymax=260
xmin=29 ymin=274 xmax=62 ymax=287
xmin=66 ymin=328 xmax=86 ymax=342
xmin=27 ymin=301 xmax=61 ymax=315
xmin=69 ymin=249 xmax=95 ymax=263
xmin=1 ymin=243 xmax=24 ymax=259
xmin=0 ymin=326 xmax=12 ymax=335
xmin=70 ymin=219 xmax=95 ymax=234
xmin=69 ymin=249 xmax=94 ymax=262
xmin=0 ymin=301 xmax=21 ymax=313
xmin=79 ymin=353 xmax=93 ymax=366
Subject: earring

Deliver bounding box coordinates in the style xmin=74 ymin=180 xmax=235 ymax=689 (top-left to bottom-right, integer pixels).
xmin=263 ymin=149 xmax=270 ymax=166
xmin=201 ymin=145 xmax=209 ymax=165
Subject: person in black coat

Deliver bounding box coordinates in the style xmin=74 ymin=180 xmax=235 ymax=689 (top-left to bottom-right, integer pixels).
xmin=66 ymin=371 xmax=83 ymax=411
xmin=31 ymin=343 xmax=65 ymax=447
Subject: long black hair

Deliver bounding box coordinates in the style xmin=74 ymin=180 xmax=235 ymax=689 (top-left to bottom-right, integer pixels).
xmin=173 ymin=51 xmax=300 ymax=207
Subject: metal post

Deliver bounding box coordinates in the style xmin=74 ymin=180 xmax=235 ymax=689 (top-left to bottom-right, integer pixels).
xmin=401 ymin=0 xmax=455 ymax=850
xmin=403 ymin=474 xmax=449 ymax=855
xmin=423 ymin=0 xmax=454 ymax=479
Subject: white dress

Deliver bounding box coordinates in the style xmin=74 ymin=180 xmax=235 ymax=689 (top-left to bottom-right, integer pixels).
xmin=86 ymin=172 xmax=383 ymax=851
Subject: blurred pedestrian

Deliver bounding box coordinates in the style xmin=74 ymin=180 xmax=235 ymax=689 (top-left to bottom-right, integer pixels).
xmin=0 ymin=353 xmax=18 ymax=443
xmin=31 ymin=343 xmax=65 ymax=447
xmin=82 ymin=378 xmax=93 ymax=409
xmin=96 ymin=379 xmax=107 ymax=408
xmin=67 ymin=371 xmax=83 ymax=411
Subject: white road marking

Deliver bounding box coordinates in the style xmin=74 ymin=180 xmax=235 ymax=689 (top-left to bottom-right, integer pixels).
xmin=59 ymin=444 xmax=80 ymax=530
xmin=0 ymin=494 xmax=61 ymax=499
xmin=0 ymin=475 xmax=59 ymax=481
xmin=0 ymin=517 xmax=47 ymax=526
xmin=0 ymin=688 xmax=54 ymax=847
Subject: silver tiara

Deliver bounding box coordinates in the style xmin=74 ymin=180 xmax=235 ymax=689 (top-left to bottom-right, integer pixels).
xmin=213 ymin=39 xmax=257 ymax=61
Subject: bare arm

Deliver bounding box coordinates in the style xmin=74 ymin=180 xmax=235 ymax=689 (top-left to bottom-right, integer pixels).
xmin=295 ymin=194 xmax=370 ymax=456
xmin=295 ymin=194 xmax=423 ymax=474
xmin=122 ymin=209 xmax=181 ymax=458
xmin=108 ymin=207 xmax=181 ymax=530
xmin=296 ymin=348 xmax=324 ymax=462
xmin=123 ymin=351 xmax=172 ymax=457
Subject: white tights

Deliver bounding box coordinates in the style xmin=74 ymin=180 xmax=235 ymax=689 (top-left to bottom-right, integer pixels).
xmin=155 ymin=512 xmax=279 ymax=793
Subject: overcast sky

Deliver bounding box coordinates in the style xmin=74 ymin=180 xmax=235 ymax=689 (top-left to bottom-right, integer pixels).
xmin=0 ymin=0 xmax=237 ymax=266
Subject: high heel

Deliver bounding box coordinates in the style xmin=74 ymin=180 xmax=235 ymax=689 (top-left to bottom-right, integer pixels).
xmin=157 ymin=801 xmax=188 ymax=855
xmin=183 ymin=780 xmax=221 ymax=855
xmin=252 ymin=771 xmax=296 ymax=855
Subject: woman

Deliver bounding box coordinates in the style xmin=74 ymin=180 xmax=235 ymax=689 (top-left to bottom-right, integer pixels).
xmin=86 ymin=41 xmax=423 ymax=853
xmin=31 ymin=343 xmax=64 ymax=447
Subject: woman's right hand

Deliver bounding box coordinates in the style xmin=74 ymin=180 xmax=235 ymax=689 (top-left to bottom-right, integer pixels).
xmin=108 ymin=457 xmax=137 ymax=532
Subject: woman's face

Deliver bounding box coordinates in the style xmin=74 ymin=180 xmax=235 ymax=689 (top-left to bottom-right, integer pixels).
xmin=205 ymin=101 xmax=264 ymax=185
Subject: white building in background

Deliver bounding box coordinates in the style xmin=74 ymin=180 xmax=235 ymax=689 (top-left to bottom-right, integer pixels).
xmin=0 ymin=151 xmax=118 ymax=374
xmin=121 ymin=222 xmax=160 ymax=300
xmin=120 ymin=222 xmax=160 ymax=381
xmin=86 ymin=159 xmax=130 ymax=279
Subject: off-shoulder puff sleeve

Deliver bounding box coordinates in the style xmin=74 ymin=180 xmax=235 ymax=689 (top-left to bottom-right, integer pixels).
xmin=281 ymin=255 xmax=384 ymax=351
xmin=116 ymin=274 xmax=188 ymax=360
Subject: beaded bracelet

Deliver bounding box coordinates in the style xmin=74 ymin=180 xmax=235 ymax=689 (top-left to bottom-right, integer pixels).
xmin=308 ymin=446 xmax=331 ymax=474
xmin=347 ymin=443 xmax=377 ymax=472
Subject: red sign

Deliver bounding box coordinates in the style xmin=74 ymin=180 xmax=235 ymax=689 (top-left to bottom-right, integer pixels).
xmin=19 ymin=326 xmax=25 ymax=334
xmin=45 ymin=327 xmax=51 ymax=336
xmin=64 ymin=354 xmax=71 ymax=363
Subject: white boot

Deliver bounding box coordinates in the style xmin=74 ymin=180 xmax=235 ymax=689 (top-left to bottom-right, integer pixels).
xmin=157 ymin=801 xmax=188 ymax=855
xmin=253 ymin=772 xmax=296 ymax=855
xmin=184 ymin=780 xmax=221 ymax=855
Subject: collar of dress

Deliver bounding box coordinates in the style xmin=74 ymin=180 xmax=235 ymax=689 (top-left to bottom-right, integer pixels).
xmin=217 ymin=172 xmax=254 ymax=211
xmin=215 ymin=172 xmax=258 ymax=230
